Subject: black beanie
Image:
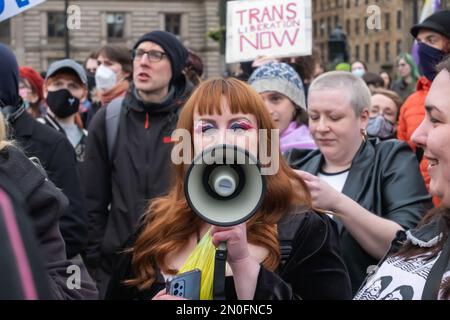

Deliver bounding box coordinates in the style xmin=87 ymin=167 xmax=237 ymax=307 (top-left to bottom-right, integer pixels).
xmin=133 ymin=30 xmax=188 ymax=83
xmin=411 ymin=10 xmax=450 ymax=39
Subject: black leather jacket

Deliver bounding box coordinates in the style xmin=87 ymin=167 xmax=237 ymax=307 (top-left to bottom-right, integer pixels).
xmin=286 ymin=138 xmax=434 ymax=294
xmin=105 ymin=210 xmax=352 ymax=300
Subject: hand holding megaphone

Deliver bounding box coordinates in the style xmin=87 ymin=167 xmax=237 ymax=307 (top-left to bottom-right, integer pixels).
xmin=184 ymin=144 xmax=266 ymax=300
xmin=210 ymin=223 xmax=250 ymax=264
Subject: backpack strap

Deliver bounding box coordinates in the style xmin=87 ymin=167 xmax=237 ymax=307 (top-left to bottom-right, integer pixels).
xmin=105 ymin=97 xmax=124 ymax=160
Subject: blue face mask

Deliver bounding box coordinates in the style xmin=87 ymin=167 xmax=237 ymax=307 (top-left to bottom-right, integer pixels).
xmin=418 ymin=42 xmax=445 ymax=82
xmin=352 ymin=69 xmax=365 ymax=78
xmin=366 ymin=115 xmax=396 ymax=140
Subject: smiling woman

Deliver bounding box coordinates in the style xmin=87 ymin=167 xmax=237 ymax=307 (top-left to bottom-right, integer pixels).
xmin=355 ymin=56 xmax=450 ymax=300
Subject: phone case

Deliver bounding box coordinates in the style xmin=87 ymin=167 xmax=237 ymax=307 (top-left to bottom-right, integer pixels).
xmin=166 ymin=269 xmax=201 ymax=300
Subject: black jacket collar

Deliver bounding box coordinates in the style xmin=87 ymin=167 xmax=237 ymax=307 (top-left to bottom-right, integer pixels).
xmin=12 ymin=111 xmax=36 ymax=137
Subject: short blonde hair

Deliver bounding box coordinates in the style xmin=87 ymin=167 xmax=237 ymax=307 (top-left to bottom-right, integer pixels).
xmin=309 ymin=71 xmax=371 ymax=116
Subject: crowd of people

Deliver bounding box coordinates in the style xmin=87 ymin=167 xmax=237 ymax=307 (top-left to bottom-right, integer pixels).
xmin=1 ymin=9 xmax=450 ymax=300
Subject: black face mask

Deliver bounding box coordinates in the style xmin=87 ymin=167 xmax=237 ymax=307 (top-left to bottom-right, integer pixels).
xmin=418 ymin=42 xmax=446 ymax=82
xmin=46 ymin=89 xmax=80 ymax=118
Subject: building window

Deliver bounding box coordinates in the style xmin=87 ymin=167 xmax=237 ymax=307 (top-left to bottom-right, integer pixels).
xmin=397 ymin=11 xmax=402 ymax=30
xmin=346 ymin=20 xmax=351 ymax=36
xmin=0 ymin=20 xmax=11 ymax=44
xmin=385 ymin=42 xmax=390 ymax=63
xmin=355 ymin=18 xmax=360 ymax=35
xmin=397 ymin=40 xmax=402 ymax=56
xmin=334 ymin=15 xmax=339 ymax=27
xmin=346 ymin=0 xmax=350 ymax=9
xmin=327 ymin=17 xmax=332 ymax=36
xmin=314 ymin=20 xmax=317 ymax=38
xmin=165 ymin=14 xmax=182 ymax=37
xmin=320 ymin=19 xmax=325 ymax=38
xmin=355 ymin=44 xmax=360 ymax=60
xmin=320 ymin=43 xmax=325 ymax=62
xmin=385 ymin=13 xmax=390 ymax=30
xmin=375 ymin=42 xmax=380 ymax=62
xmin=107 ymin=13 xmax=125 ymax=40
xmin=47 ymin=12 xmax=65 ymax=38
xmin=365 ymin=43 xmax=370 ymax=63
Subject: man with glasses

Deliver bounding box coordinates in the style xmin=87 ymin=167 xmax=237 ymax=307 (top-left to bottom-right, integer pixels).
xmin=82 ymin=30 xmax=192 ymax=297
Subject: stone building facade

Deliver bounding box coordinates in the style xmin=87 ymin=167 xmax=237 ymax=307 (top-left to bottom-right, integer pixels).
xmin=313 ymin=0 xmax=450 ymax=73
xmin=0 ymin=0 xmax=222 ymax=78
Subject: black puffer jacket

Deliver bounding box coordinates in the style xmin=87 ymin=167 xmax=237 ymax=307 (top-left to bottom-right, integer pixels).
xmin=82 ymin=79 xmax=193 ymax=287
xmin=0 ymin=146 xmax=98 ymax=299
xmin=286 ymin=138 xmax=434 ymax=294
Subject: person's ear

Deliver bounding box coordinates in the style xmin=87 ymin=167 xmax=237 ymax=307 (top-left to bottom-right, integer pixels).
xmin=43 ymin=83 xmax=48 ymax=99
xmin=81 ymin=87 xmax=88 ymax=101
xmin=360 ymin=108 xmax=369 ymax=128
xmin=445 ymin=39 xmax=450 ymax=54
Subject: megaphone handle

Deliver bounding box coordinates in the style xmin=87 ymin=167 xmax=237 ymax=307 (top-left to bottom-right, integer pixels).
xmin=213 ymin=241 xmax=227 ymax=300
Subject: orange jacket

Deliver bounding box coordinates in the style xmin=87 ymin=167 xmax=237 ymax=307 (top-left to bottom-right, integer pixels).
xmin=397 ymin=76 xmax=440 ymax=206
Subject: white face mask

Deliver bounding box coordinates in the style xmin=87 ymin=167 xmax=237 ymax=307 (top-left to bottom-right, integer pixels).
xmin=352 ymin=69 xmax=365 ymax=78
xmin=95 ymin=64 xmax=117 ymax=91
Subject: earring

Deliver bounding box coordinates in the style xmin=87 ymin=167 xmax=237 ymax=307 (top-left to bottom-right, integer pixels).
xmin=361 ymin=128 xmax=367 ymax=142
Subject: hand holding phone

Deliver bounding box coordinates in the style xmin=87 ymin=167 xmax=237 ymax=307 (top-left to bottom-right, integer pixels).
xmin=166 ymin=269 xmax=201 ymax=300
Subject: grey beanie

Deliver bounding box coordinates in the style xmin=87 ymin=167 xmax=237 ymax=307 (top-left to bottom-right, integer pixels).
xmin=248 ymin=61 xmax=306 ymax=110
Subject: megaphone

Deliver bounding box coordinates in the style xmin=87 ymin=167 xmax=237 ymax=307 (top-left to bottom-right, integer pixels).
xmin=184 ymin=144 xmax=266 ymax=227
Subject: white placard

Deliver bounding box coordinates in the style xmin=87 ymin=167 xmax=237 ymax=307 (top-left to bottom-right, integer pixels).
xmin=0 ymin=0 xmax=46 ymax=22
xmin=226 ymin=0 xmax=312 ymax=63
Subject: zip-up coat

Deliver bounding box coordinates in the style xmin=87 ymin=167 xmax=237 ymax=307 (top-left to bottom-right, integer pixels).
xmin=82 ymin=79 xmax=192 ymax=292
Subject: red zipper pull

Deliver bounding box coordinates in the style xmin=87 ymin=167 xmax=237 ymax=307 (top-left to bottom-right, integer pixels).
xmin=144 ymin=113 xmax=149 ymax=129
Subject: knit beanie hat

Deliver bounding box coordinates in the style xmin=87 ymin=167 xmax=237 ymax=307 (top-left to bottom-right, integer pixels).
xmin=248 ymin=61 xmax=306 ymax=110
xmin=19 ymin=67 xmax=44 ymax=102
xmin=133 ymin=30 xmax=188 ymax=83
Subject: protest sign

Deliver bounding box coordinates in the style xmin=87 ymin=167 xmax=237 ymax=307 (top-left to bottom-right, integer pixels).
xmin=226 ymin=0 xmax=312 ymax=63
xmin=1 ymin=0 xmax=46 ymax=22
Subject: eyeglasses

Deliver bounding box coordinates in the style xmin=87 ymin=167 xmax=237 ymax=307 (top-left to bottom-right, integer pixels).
xmin=132 ymin=49 xmax=167 ymax=62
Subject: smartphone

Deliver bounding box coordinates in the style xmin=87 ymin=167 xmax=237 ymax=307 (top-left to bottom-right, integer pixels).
xmin=166 ymin=269 xmax=201 ymax=300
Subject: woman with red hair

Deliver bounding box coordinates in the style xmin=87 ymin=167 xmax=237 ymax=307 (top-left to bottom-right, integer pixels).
xmin=19 ymin=66 xmax=46 ymax=119
xmin=105 ymin=78 xmax=351 ymax=300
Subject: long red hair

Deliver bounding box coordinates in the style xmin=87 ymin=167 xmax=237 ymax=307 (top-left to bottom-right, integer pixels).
xmin=125 ymin=78 xmax=312 ymax=290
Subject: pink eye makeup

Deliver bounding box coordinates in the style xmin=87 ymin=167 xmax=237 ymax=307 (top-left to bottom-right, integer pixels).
xmin=194 ymin=121 xmax=216 ymax=133
xmin=229 ymin=119 xmax=255 ymax=131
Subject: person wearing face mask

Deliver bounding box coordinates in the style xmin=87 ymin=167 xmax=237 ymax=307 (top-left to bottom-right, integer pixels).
xmin=0 ymin=45 xmax=88 ymax=262
xmin=41 ymin=59 xmax=89 ymax=164
xmin=19 ymin=66 xmax=47 ymax=119
xmin=351 ymin=61 xmax=368 ymax=78
xmin=397 ymin=10 xmax=450 ymax=207
xmin=85 ymin=45 xmax=132 ymax=129
xmin=367 ymin=89 xmax=403 ymax=140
